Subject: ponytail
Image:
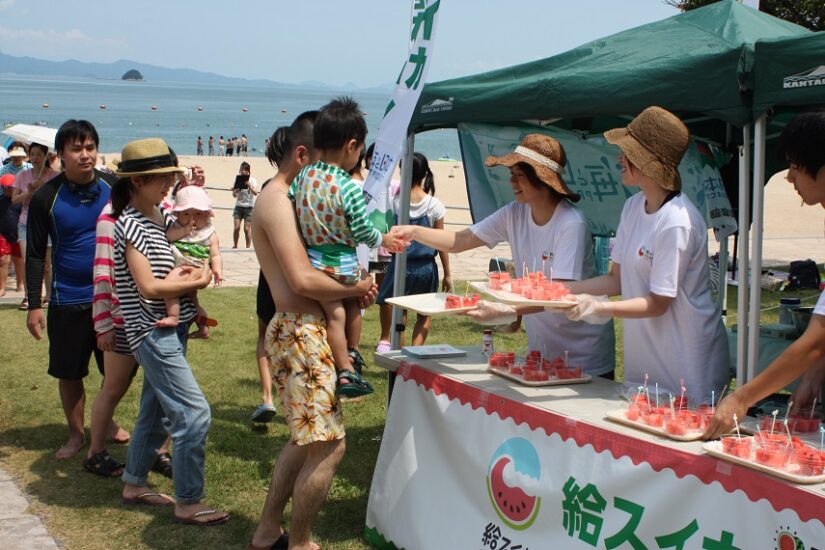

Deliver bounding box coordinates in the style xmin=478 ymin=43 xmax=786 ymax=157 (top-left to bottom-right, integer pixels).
xmin=111 ymin=177 xmax=133 ymax=218
xmin=411 ymin=152 xmax=435 ymax=195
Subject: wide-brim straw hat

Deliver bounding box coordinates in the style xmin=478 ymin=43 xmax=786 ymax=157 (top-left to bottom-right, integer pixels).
xmin=484 ymin=134 xmax=579 ymax=202
xmin=115 ymin=138 xmax=183 ymax=177
xmin=604 ymin=106 xmax=689 ymax=191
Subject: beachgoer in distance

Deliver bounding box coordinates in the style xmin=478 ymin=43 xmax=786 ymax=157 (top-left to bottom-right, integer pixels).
xmin=208 ymin=136 xmax=215 ymax=156
xmin=227 ymin=137 xmax=235 ymax=157
xmin=248 ymin=109 xmax=379 ymax=550
xmin=0 ymin=174 xmax=22 ymax=297
xmin=705 ymin=111 xmax=825 ymax=438
xmin=232 ymin=161 xmax=258 ymax=248
xmin=111 ymin=137 xmax=228 ymax=525
xmin=393 ymin=134 xmax=616 ymax=376
xmin=25 ymin=119 xmax=114 ymax=459
xmin=196 ymin=136 xmax=204 ymax=156
xmin=250 ymin=125 xmax=290 ymax=424
xmin=289 ymin=96 xmax=404 ymax=396
xmin=563 ymin=106 xmax=728 ymax=403
xmin=219 ymin=136 xmax=225 ymax=156
xmin=376 ymin=152 xmax=452 ymax=346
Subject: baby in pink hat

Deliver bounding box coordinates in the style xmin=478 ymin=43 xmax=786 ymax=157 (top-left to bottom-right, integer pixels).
xmin=161 ymin=185 xmax=223 ymax=338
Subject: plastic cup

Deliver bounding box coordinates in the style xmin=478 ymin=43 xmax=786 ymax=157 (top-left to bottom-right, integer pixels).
xmin=754 ymin=441 xmax=792 ymax=468
xmin=796 ymin=450 xmax=825 ymax=476
xmin=641 ymin=408 xmax=667 ymax=428
xmin=488 ymin=271 xmax=510 ymax=290
xmin=721 ymin=435 xmax=752 ymax=459
xmin=663 ymin=413 xmax=689 ymax=436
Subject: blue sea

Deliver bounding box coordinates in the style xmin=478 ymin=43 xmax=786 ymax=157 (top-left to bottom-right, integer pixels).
xmin=0 ymin=75 xmax=460 ymax=160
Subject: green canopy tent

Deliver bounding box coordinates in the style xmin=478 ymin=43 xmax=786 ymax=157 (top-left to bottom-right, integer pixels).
xmin=389 ymin=0 xmax=811 ymax=384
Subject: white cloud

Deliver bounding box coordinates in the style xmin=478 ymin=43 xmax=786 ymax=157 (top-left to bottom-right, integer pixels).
xmin=0 ymin=0 xmax=14 ymax=13
xmin=0 ymin=25 xmax=125 ymax=61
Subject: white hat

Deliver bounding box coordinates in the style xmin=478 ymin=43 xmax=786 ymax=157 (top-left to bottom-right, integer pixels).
xmin=8 ymin=147 xmax=27 ymax=158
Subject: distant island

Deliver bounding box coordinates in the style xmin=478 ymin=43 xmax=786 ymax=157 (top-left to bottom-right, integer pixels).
xmin=121 ymin=69 xmax=143 ymax=81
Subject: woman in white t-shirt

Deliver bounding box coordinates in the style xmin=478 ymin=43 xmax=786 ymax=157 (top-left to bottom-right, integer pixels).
xmin=565 ymin=107 xmax=728 ymax=404
xmin=705 ymin=111 xmax=825 ymax=438
xmin=377 ymin=152 xmax=452 ymax=347
xmin=393 ymin=136 xmax=615 ymax=376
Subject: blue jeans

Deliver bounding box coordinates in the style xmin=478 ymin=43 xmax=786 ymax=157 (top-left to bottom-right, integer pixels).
xmin=122 ymin=325 xmax=211 ymax=504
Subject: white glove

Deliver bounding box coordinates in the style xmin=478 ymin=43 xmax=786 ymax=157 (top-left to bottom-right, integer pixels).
xmin=562 ymin=294 xmax=612 ymax=324
xmin=465 ymin=300 xmax=518 ymax=326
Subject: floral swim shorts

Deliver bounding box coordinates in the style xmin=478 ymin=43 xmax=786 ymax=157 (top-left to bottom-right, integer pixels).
xmin=265 ymin=312 xmax=345 ymax=445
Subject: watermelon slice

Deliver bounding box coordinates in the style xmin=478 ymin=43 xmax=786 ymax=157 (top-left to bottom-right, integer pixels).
xmin=486 ymin=456 xmax=540 ymax=530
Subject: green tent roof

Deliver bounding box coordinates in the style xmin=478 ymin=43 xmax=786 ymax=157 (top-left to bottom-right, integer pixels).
xmin=411 ymin=0 xmax=808 ymax=132
xmin=753 ymin=32 xmax=825 ymax=118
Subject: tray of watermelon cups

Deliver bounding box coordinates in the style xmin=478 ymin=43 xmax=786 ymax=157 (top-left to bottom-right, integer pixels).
xmin=738 ymin=407 xmax=824 ymax=446
xmin=384 ymin=291 xmax=481 ymax=317
xmin=605 ymin=389 xmax=713 ymax=441
xmin=702 ymin=420 xmax=825 ymax=484
xmin=471 ymin=271 xmax=576 ymax=308
xmin=487 ymin=349 xmax=592 ymax=386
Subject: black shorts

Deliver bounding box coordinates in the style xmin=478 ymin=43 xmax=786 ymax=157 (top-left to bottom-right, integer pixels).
xmin=256 ymin=270 xmax=276 ymax=324
xmin=47 ymin=303 xmax=104 ymax=380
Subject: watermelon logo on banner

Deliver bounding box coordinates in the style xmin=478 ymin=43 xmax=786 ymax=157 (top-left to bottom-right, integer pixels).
xmin=774 ymin=526 xmax=817 ymax=550
xmin=485 ymin=437 xmax=541 ymax=531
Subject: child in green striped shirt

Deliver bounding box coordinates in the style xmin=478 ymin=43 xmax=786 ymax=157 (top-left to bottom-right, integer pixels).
xmin=289 ymin=97 xmax=402 ymax=397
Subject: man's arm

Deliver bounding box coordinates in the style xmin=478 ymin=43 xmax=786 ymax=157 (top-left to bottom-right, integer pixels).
xmin=126 ymin=244 xmax=212 ymax=299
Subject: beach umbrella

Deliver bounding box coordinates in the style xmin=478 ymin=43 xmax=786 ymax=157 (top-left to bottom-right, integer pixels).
xmin=1 ymin=124 xmax=58 ymax=150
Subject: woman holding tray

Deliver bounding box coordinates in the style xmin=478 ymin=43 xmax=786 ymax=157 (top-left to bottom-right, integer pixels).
xmin=563 ymin=106 xmax=728 ymax=405
xmin=705 ymin=111 xmax=825 ymax=439
xmin=392 ymin=135 xmax=615 ymax=377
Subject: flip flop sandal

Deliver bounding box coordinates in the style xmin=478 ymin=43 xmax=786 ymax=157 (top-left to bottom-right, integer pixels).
xmin=348 ymin=347 xmax=367 ymax=375
xmin=336 ymin=369 xmax=374 ymax=398
xmin=173 ymin=509 xmax=231 ymax=526
xmin=251 ymin=403 xmax=277 ymax=423
xmin=246 ymin=532 xmax=289 ymax=550
xmin=151 ymin=452 xmax=174 ymax=479
xmin=193 ymin=315 xmax=218 ymax=327
xmin=122 ymin=491 xmax=174 ymax=507
xmin=83 ymin=450 xmax=125 ymax=478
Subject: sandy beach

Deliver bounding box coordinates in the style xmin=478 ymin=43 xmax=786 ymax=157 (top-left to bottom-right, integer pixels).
xmin=169 ymin=154 xmax=823 ymax=274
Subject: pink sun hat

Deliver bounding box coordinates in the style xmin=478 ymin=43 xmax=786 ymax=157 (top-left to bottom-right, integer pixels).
xmin=173 ymin=185 xmax=213 ymax=215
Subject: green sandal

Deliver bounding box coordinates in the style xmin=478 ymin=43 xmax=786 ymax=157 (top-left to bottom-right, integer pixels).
xmin=336 ymin=369 xmax=374 ymax=398
xmin=348 ymin=347 xmax=367 ymax=375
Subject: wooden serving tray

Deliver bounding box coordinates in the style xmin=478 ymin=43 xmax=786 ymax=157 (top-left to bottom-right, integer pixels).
xmin=471 ymin=281 xmax=576 ymax=308
xmin=487 ymin=366 xmax=592 ymax=387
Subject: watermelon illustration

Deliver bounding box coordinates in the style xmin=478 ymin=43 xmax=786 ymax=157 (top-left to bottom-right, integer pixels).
xmin=486 ymin=438 xmax=541 ymax=531
xmin=776 ymin=531 xmax=804 ymax=550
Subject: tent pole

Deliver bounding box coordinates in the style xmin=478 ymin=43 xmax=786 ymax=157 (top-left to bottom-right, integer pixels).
xmin=736 ymin=126 xmax=751 ymax=389
xmin=388 ymin=132 xmax=415 ymax=399
xmin=747 ymin=116 xmax=767 ymax=383
xmin=717 ymin=236 xmax=729 ymax=322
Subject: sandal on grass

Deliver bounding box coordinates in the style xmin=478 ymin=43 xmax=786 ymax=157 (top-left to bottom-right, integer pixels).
xmin=348 ymin=347 xmax=367 ymax=375
xmin=336 ymin=369 xmax=374 ymax=398
xmin=173 ymin=509 xmax=230 ymax=526
xmin=83 ymin=450 xmax=125 ymax=478
xmin=247 ymin=532 xmax=289 ymax=550
xmin=122 ymin=491 xmax=174 ymax=507
xmin=193 ymin=315 xmax=218 ymax=327
xmin=151 ymin=452 xmax=173 ymax=479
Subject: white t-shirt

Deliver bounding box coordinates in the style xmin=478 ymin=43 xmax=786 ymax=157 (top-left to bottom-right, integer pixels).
xmin=612 ymin=193 xmax=729 ymax=404
xmin=235 ymin=176 xmax=258 ymax=208
xmin=814 ymin=290 xmax=825 ymax=316
xmin=470 ymin=201 xmax=615 ymax=375
xmin=392 ymin=194 xmax=446 ymax=226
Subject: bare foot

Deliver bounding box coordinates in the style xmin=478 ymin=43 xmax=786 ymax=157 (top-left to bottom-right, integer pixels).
xmin=155 ymin=316 xmax=180 ymax=328
xmin=290 ymin=542 xmax=321 ymax=550
xmin=189 ymin=324 xmax=210 ymax=339
xmin=55 ymin=435 xmax=85 ymax=459
xmin=0 ymin=290 xmax=5 ymax=298
xmin=108 ymin=422 xmax=131 ymax=444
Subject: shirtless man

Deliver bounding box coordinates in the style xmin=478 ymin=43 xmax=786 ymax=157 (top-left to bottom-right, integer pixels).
xmin=248 ymin=111 xmax=378 ymax=550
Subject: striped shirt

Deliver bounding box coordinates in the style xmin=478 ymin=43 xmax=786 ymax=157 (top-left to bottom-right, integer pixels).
xmin=114 ymin=205 xmax=196 ymax=351
xmin=93 ymin=203 xmax=121 ymax=334
xmin=289 ymin=160 xmax=381 ymax=281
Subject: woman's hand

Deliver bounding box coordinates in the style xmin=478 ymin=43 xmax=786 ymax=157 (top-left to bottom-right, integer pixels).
xmin=194 ymin=262 xmax=213 ymax=289
xmin=702 ymin=392 xmax=749 ymax=440
xmin=441 ymin=276 xmax=453 ymax=293
xmin=97 ymin=330 xmax=115 ymax=352
xmin=465 ymin=300 xmax=518 ymax=325
xmin=563 ymin=294 xmax=612 ymax=324
xmin=390 ymin=225 xmax=416 ymax=245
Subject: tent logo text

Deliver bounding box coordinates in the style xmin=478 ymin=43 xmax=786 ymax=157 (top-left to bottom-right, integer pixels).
xmin=421 ymin=97 xmax=453 ymax=114
xmin=783 ymin=65 xmax=825 ymax=89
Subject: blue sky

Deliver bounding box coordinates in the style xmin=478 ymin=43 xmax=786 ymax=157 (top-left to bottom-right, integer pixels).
xmin=0 ymin=0 xmax=680 ymax=87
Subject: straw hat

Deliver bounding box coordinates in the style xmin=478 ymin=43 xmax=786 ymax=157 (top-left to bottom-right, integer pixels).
xmin=604 ymin=106 xmax=689 ymax=191
xmin=485 ymin=134 xmax=579 ymax=201
xmin=8 ymin=147 xmax=27 ymax=158
xmin=115 ymin=138 xmax=182 ymax=177
xmin=173 ymin=185 xmax=213 ymax=215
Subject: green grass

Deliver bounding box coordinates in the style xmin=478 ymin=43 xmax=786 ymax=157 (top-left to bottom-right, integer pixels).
xmin=0 ymin=279 xmax=819 ymax=549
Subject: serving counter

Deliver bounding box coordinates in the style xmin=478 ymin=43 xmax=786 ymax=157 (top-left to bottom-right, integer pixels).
xmin=364 ymin=347 xmax=825 ymax=549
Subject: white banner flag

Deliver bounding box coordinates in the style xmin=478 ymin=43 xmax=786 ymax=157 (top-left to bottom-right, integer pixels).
xmin=360 ymin=0 xmax=441 ymax=239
